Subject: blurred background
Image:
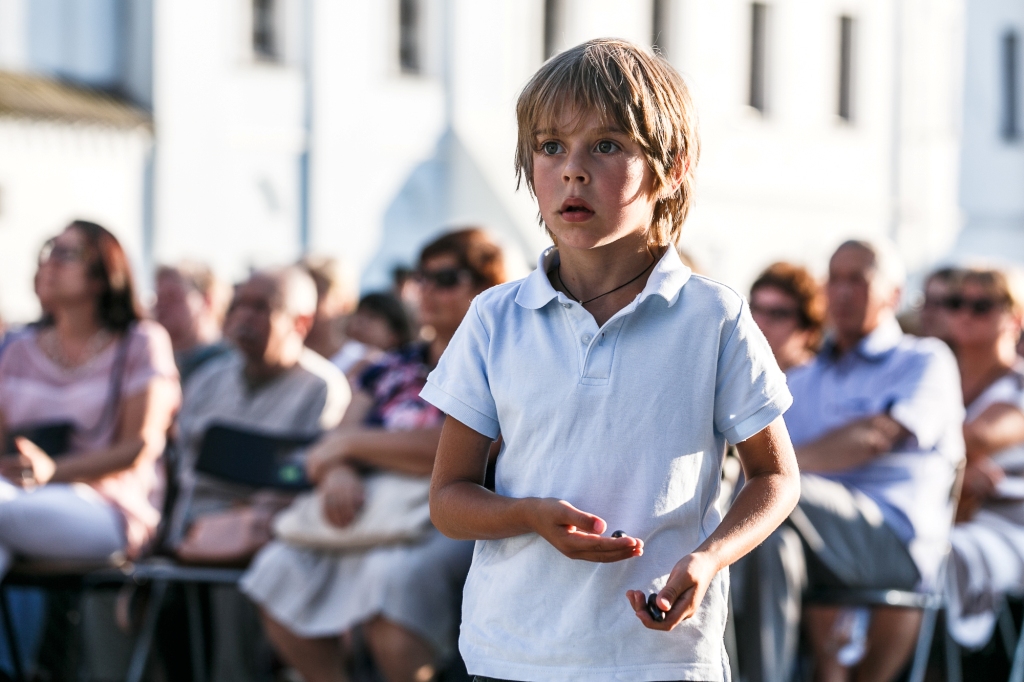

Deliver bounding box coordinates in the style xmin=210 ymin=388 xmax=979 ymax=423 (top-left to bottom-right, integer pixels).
xmin=0 ymin=0 xmax=1017 ymax=322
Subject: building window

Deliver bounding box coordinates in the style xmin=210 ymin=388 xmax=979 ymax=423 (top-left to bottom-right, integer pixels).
xmin=544 ymin=0 xmax=564 ymax=60
xmin=838 ymin=16 xmax=855 ymax=121
xmin=1001 ymin=30 xmax=1019 ymax=140
xmin=749 ymin=3 xmax=769 ymax=113
xmin=652 ymin=0 xmax=670 ymax=56
xmin=399 ymin=0 xmax=422 ymax=75
xmin=252 ymin=0 xmax=277 ymax=61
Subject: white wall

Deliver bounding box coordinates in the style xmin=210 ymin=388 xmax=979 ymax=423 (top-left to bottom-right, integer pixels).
xmin=955 ymin=0 xmax=1024 ymax=263
xmin=153 ymin=0 xmax=306 ymax=283
xmin=306 ymin=0 xmax=447 ymax=290
xmin=0 ymin=0 xmax=28 ymax=71
xmin=0 ymin=119 xmax=150 ymax=322
xmin=151 ymin=0 xmax=967 ymax=298
xmin=670 ymin=0 xmax=963 ymax=291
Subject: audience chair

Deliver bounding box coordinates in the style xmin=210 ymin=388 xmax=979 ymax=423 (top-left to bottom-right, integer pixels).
xmin=802 ymin=459 xmax=966 ymax=682
xmin=0 ymin=423 xmax=317 ymax=682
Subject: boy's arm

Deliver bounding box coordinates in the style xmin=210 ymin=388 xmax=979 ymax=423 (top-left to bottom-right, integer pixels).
xmin=627 ymin=417 xmax=800 ymax=630
xmin=430 ymin=416 xmax=643 ymax=562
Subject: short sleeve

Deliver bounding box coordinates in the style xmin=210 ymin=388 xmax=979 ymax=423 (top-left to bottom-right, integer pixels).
xmin=713 ymin=300 xmax=793 ymax=444
xmin=420 ymin=298 xmax=500 ymax=439
xmin=122 ymin=321 xmax=180 ymax=397
xmin=888 ymin=343 xmax=964 ymax=450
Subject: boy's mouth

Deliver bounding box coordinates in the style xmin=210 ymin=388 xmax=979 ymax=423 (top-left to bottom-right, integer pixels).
xmin=558 ymin=198 xmax=595 ymax=221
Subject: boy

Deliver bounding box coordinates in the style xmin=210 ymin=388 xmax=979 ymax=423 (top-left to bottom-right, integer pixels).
xmin=422 ymin=39 xmax=800 ymax=681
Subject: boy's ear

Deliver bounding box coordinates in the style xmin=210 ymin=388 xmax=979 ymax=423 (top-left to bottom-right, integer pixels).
xmin=660 ymin=153 xmax=687 ymax=198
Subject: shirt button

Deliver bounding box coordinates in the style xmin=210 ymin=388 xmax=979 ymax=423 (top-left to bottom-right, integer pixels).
xmin=582 ymin=334 xmax=592 ymax=344
xmin=562 ymin=302 xmax=572 ymax=309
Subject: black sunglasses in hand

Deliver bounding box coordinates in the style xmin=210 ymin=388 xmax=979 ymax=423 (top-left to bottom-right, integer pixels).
xmin=414 ymin=267 xmax=472 ymax=289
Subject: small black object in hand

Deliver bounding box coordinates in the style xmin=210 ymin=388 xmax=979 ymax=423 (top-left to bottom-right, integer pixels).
xmin=647 ymin=593 xmax=667 ymax=622
xmin=611 ymin=530 xmax=625 ymax=538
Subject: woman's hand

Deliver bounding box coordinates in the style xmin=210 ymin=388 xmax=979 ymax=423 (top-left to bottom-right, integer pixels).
xmin=957 ymin=459 xmax=1004 ymax=522
xmin=306 ymin=430 xmax=356 ymax=483
xmin=626 ymin=550 xmax=720 ymax=631
xmin=527 ymin=498 xmax=642 ymax=563
xmin=320 ymin=465 xmax=365 ymax=528
xmin=0 ymin=438 xmax=57 ymax=488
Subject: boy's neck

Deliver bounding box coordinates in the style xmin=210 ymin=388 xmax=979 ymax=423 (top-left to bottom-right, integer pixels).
xmin=551 ymin=236 xmax=664 ymax=326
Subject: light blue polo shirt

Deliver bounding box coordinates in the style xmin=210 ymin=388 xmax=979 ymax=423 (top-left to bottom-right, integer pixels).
xmin=784 ymin=317 xmax=965 ymax=586
xmin=421 ymin=246 xmax=792 ymax=682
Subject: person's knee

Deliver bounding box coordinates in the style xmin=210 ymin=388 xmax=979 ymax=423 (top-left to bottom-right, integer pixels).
xmin=364 ymin=616 xmax=431 ymax=659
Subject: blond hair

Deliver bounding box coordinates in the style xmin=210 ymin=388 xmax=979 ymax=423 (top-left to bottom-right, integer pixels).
xmin=514 ymin=38 xmax=700 ymax=247
xmin=957 ymin=267 xmax=1024 ymax=316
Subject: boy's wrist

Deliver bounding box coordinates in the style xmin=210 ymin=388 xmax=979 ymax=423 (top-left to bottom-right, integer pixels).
xmin=511 ymin=496 xmax=543 ymax=535
xmin=689 ymin=547 xmax=726 ymax=574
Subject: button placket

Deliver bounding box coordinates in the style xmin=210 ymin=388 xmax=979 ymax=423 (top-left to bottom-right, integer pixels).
xmin=557 ymin=296 xmax=599 ymax=377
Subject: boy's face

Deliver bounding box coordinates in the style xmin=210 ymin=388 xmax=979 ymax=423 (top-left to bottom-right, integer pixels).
xmin=532 ymin=108 xmax=658 ymax=251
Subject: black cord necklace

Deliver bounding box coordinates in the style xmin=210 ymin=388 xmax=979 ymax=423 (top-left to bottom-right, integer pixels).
xmin=556 ymin=252 xmax=657 ymax=306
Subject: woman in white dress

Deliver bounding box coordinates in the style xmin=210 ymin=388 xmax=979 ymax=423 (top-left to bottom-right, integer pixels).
xmin=242 ymin=229 xmax=507 ymax=682
xmin=944 ymin=266 xmax=1024 ymax=647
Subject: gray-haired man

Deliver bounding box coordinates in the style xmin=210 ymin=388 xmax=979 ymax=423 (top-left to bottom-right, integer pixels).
xmin=732 ymin=240 xmax=964 ymax=682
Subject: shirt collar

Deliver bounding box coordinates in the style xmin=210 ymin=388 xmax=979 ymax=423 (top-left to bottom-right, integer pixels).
xmin=514 ymin=245 xmax=693 ymax=310
xmin=821 ymin=315 xmax=904 ymax=362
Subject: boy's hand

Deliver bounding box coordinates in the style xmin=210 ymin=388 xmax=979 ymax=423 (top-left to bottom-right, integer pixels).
xmin=626 ymin=551 xmax=720 ymax=630
xmin=528 ymin=498 xmax=643 ymax=563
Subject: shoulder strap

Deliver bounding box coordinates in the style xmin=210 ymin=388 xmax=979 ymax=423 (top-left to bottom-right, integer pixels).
xmin=81 ymin=324 xmax=134 ymax=438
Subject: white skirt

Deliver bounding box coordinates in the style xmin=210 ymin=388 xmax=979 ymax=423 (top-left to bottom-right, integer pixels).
xmin=240 ymin=528 xmax=474 ymax=658
xmin=947 ymin=499 xmax=1024 ymax=648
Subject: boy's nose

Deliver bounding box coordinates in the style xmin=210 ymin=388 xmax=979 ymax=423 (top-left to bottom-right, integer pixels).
xmin=562 ymin=156 xmax=590 ymax=184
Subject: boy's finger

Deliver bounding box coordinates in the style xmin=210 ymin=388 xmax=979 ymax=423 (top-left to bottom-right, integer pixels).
xmin=626 ymin=590 xmax=650 ymax=613
xmin=656 ymin=569 xmax=696 ymax=612
xmin=562 ymin=532 xmax=643 ymax=551
xmin=567 ymin=543 xmax=643 ymax=562
xmin=556 ymin=502 xmax=607 ymax=534
xmin=575 ymin=549 xmax=641 ymax=563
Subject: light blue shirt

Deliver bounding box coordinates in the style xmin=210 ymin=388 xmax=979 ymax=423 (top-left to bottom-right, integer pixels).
xmin=421 ymin=246 xmax=791 ymax=682
xmin=784 ymin=317 xmax=964 ymax=584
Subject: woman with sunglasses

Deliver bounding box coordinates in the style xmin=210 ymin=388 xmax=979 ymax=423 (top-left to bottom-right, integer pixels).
xmin=944 ymin=267 xmax=1024 ymax=648
xmin=748 ymin=262 xmax=825 ymax=372
xmin=242 ymin=228 xmax=507 ymax=682
xmin=0 ymin=221 xmax=180 ymax=570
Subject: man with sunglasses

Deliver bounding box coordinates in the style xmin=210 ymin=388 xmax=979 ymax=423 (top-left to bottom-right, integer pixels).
xmin=734 ymin=239 xmax=965 ymax=682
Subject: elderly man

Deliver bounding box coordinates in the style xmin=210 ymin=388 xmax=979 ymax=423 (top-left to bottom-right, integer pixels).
xmin=170 ymin=266 xmax=350 ymax=682
xmin=732 ymin=240 xmax=964 ymax=682
xmin=154 ymin=261 xmax=233 ymax=385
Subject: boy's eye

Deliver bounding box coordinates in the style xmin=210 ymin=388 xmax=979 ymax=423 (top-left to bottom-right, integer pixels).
xmin=541 ymin=141 xmax=562 ymax=155
xmin=595 ymin=140 xmax=618 ymax=153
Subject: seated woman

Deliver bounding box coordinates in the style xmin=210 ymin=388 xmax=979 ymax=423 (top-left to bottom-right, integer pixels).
xmin=945 ymin=267 xmax=1024 ymax=648
xmin=0 ymin=220 xmax=180 ymax=574
xmin=242 ymin=228 xmax=507 ymax=682
xmin=748 ymin=262 xmax=825 ymax=372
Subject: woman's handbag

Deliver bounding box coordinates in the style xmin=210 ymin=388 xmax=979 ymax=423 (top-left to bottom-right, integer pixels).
xmin=175 ymin=491 xmax=292 ymax=565
xmin=273 ymin=472 xmax=431 ymax=551
xmin=176 ymin=505 xmax=276 ymax=566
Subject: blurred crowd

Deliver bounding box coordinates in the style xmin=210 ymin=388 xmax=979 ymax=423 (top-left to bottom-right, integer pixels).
xmin=0 ymin=221 xmax=504 ymax=682
xmin=1 ymin=221 xmax=1024 ymax=682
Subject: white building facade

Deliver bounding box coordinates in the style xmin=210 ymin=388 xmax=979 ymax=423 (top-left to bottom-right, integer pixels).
xmin=0 ymin=0 xmax=152 ymax=322
xmin=0 ymin=0 xmax=1018 ymax=321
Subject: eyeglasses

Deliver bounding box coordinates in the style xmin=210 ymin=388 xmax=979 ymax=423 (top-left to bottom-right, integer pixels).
xmin=750 ymin=303 xmax=800 ymax=323
xmin=38 ymin=239 xmax=87 ymax=266
xmin=941 ymin=296 xmax=1007 ymax=316
xmin=414 ymin=268 xmax=472 ymax=289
